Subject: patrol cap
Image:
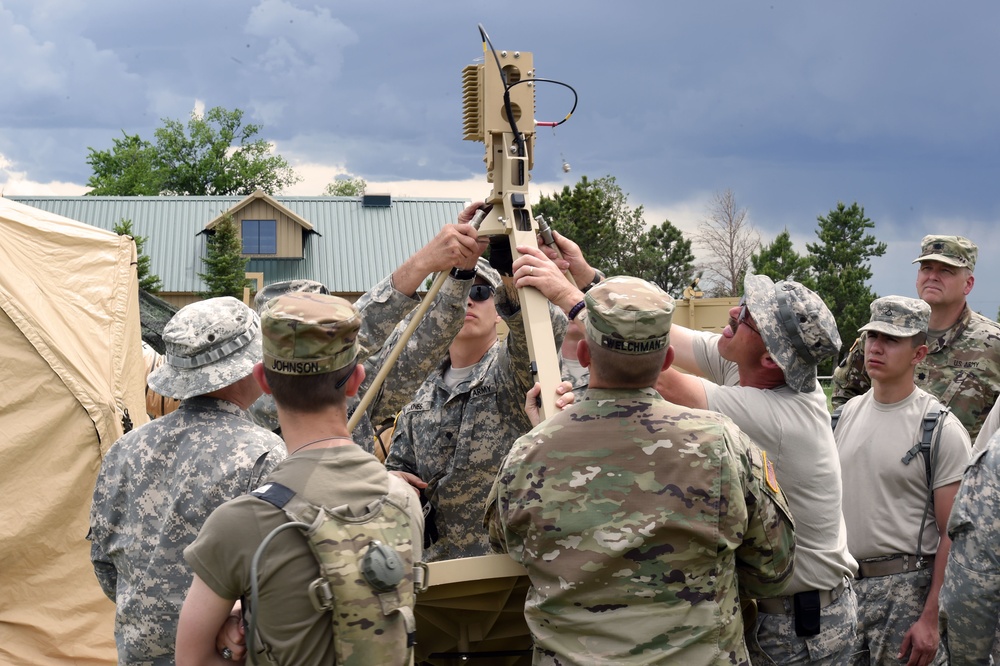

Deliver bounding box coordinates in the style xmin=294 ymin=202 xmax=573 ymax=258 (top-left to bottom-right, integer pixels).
xmin=148 ymin=296 xmax=261 ymax=400
xmin=253 ymin=279 xmax=329 ymax=313
xmin=475 ymin=257 xmax=502 ymax=291
xmin=911 ymin=235 xmax=977 ymax=272
xmin=581 ymin=276 xmax=673 ymax=355
xmin=859 ymin=295 xmax=930 ymax=338
xmin=261 ymin=292 xmax=361 ymax=376
xmin=744 ymin=274 xmax=841 ymax=393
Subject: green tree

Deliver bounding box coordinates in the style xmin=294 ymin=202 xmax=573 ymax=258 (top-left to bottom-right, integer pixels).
xmin=533 ymin=175 xmax=645 ymax=276
xmin=751 ymin=229 xmax=815 ymax=290
xmin=198 ymin=215 xmax=249 ymax=299
xmin=623 ymin=220 xmax=696 ymax=297
xmin=86 ymin=106 xmax=300 ymax=196
xmin=324 ymin=177 xmax=367 ymax=196
xmin=695 ymin=189 xmax=760 ymax=297
xmin=806 ymin=202 xmax=887 ymax=371
xmin=86 ymin=133 xmax=164 ymax=196
xmin=113 ymin=218 xmax=162 ymax=292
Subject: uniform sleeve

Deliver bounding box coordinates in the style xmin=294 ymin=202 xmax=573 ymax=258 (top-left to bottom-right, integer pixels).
xmin=353 ymin=274 xmax=421 ymax=357
xmin=730 ymin=426 xmax=796 ymax=599
xmin=384 ymin=408 xmax=418 ymax=476
xmin=90 ymin=539 xmax=118 ymax=601
xmin=831 ymin=337 xmax=870 ymax=408
xmin=364 ymin=275 xmax=470 ymax=425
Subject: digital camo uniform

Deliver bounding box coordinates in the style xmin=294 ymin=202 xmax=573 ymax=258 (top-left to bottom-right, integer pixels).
xmin=834 ymin=296 xmax=972 ymax=666
xmin=185 ymin=292 xmax=424 ymax=664
xmin=832 ymin=236 xmax=1000 ymax=441
xmin=386 ymin=263 xmax=568 ymax=561
xmin=89 ymin=297 xmax=285 ymax=665
xmin=487 ymin=277 xmax=796 ymax=665
xmin=248 ymin=273 xmax=473 ymax=451
xmin=940 ymin=433 xmax=1000 ymax=666
xmin=688 ymin=275 xmax=859 ymax=665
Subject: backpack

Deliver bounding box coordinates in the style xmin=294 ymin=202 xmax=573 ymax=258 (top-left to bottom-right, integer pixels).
xmin=245 ymin=475 xmax=427 ymax=666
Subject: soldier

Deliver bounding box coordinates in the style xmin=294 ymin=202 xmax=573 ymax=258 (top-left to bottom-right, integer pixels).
xmin=939 ymin=433 xmax=1000 ymax=666
xmin=89 ymin=297 xmax=286 ymax=665
xmin=177 ymin=292 xmax=423 ymax=665
xmin=486 ymin=276 xmax=796 ymax=665
xmin=832 ymin=235 xmax=1000 ymax=441
xmin=834 ymin=296 xmax=971 ymax=666
xmin=248 ymin=204 xmax=487 ymax=449
xmin=384 ymin=256 xmax=567 ymax=561
xmin=653 ymin=275 xmax=859 ymax=665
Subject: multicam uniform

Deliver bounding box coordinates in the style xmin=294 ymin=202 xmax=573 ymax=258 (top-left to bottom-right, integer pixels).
xmin=835 ymin=388 xmax=970 ymax=665
xmin=385 ymin=286 xmax=567 ymax=561
xmin=832 ymin=304 xmax=1000 ymax=441
xmin=250 ymin=274 xmax=472 ymax=451
xmin=89 ymin=397 xmax=285 ymax=665
xmin=488 ymin=387 xmax=796 ymax=665
xmin=940 ymin=434 xmax=1000 ymax=666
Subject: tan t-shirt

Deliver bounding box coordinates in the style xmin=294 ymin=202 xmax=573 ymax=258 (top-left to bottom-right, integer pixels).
xmin=691 ymin=331 xmax=859 ymax=595
xmin=835 ymin=387 xmax=971 ymax=559
xmin=185 ymin=445 xmax=423 ymax=664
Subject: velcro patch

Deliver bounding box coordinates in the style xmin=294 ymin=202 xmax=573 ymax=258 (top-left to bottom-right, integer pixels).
xmin=762 ymin=452 xmax=780 ymax=494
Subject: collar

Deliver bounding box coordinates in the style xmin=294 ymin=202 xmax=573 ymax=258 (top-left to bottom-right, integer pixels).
xmin=928 ymin=304 xmax=972 ymax=354
xmin=583 ymin=386 xmax=663 ymax=401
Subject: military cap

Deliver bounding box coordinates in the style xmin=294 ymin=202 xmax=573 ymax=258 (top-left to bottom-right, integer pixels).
xmin=148 ymin=296 xmax=261 ymax=400
xmin=581 ymin=276 xmax=674 ymax=355
xmin=744 ymin=274 xmax=841 ymax=393
xmin=253 ymin=279 xmax=329 ymax=313
xmin=912 ymin=235 xmax=977 ymax=272
xmin=859 ymin=295 xmax=930 ymax=338
xmin=261 ymin=292 xmax=361 ymax=375
xmin=475 ymin=257 xmax=502 ymax=291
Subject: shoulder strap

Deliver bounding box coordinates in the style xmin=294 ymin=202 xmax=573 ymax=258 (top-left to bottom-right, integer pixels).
xmin=830 ymin=406 xmax=844 ymax=432
xmin=901 ymin=407 xmax=946 ymax=488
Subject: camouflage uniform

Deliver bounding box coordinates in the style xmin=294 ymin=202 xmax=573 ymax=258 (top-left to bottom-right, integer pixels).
xmin=559 ymin=355 xmax=590 ymax=392
xmin=385 ymin=271 xmax=568 ymax=561
xmin=184 ymin=292 xmax=424 ymax=665
xmin=835 ymin=297 xmax=971 ymax=666
xmin=940 ymin=434 xmax=1000 ymax=666
xmin=833 ymin=236 xmax=1000 ymax=441
xmin=90 ymin=399 xmax=284 ymax=665
xmin=488 ymin=277 xmax=796 ymax=665
xmin=249 ymin=274 xmax=472 ymax=451
xmin=89 ymin=297 xmax=286 ymax=665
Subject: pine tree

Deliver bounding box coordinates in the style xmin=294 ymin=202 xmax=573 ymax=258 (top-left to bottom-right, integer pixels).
xmin=113 ymin=218 xmax=162 ymax=292
xmin=806 ymin=202 xmax=887 ymax=371
xmin=198 ymin=215 xmax=249 ymax=299
xmin=751 ymin=229 xmax=815 ymax=290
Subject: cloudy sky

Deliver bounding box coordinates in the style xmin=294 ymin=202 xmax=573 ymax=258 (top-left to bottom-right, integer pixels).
xmin=2 ymin=0 xmax=998 ymax=315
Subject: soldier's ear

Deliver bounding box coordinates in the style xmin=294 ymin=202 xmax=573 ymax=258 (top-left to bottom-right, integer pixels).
xmin=661 ymin=346 xmax=675 ymax=373
xmin=252 ymin=363 xmax=272 ymax=395
xmin=577 ymin=339 xmax=591 ymax=369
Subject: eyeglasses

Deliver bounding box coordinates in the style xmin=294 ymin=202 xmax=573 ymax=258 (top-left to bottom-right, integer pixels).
xmin=737 ymin=297 xmax=760 ymax=336
xmin=469 ymin=284 xmax=495 ymax=302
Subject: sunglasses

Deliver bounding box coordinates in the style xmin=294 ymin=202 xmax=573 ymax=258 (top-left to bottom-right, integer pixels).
xmin=469 ymin=284 xmax=495 ymax=302
xmin=737 ymin=297 xmax=760 ymax=336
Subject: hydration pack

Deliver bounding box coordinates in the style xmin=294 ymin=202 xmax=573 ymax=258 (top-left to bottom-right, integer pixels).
xmin=247 ymin=474 xmax=427 ymax=666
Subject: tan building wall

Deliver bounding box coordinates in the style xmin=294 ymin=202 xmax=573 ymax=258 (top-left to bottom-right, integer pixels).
xmin=236 ymin=199 xmax=304 ymax=258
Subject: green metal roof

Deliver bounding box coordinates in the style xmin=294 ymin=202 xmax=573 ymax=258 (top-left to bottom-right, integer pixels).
xmin=6 ymin=195 xmax=469 ymax=294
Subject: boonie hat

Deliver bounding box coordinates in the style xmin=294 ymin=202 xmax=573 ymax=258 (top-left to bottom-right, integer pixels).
xmin=859 ymin=295 xmax=930 ymax=338
xmin=253 ymin=279 xmax=329 ymax=313
xmin=581 ymin=276 xmax=674 ymax=354
xmin=743 ymin=275 xmax=841 ymax=393
xmin=261 ymin=292 xmax=361 ymax=375
xmin=911 ymin=235 xmax=977 ymax=272
xmin=148 ymin=297 xmax=261 ymax=400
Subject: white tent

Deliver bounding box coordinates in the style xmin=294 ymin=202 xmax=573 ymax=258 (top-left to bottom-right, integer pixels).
xmin=0 ymin=197 xmax=148 ymax=664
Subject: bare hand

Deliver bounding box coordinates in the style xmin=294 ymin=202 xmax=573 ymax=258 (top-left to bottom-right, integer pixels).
xmin=535 ymin=230 xmax=594 ymax=288
xmin=513 ymin=245 xmax=583 ymax=311
xmin=525 ymin=381 xmax=576 ymax=427
xmin=419 ymin=202 xmax=488 ymax=273
xmin=898 ymin=614 xmax=939 ymax=666
xmin=216 ymin=605 xmax=246 ymax=662
xmin=389 ymin=470 xmax=428 ymax=490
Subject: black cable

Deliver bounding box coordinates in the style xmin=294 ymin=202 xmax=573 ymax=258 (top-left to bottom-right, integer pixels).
xmin=508 ymin=78 xmax=579 ymax=128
